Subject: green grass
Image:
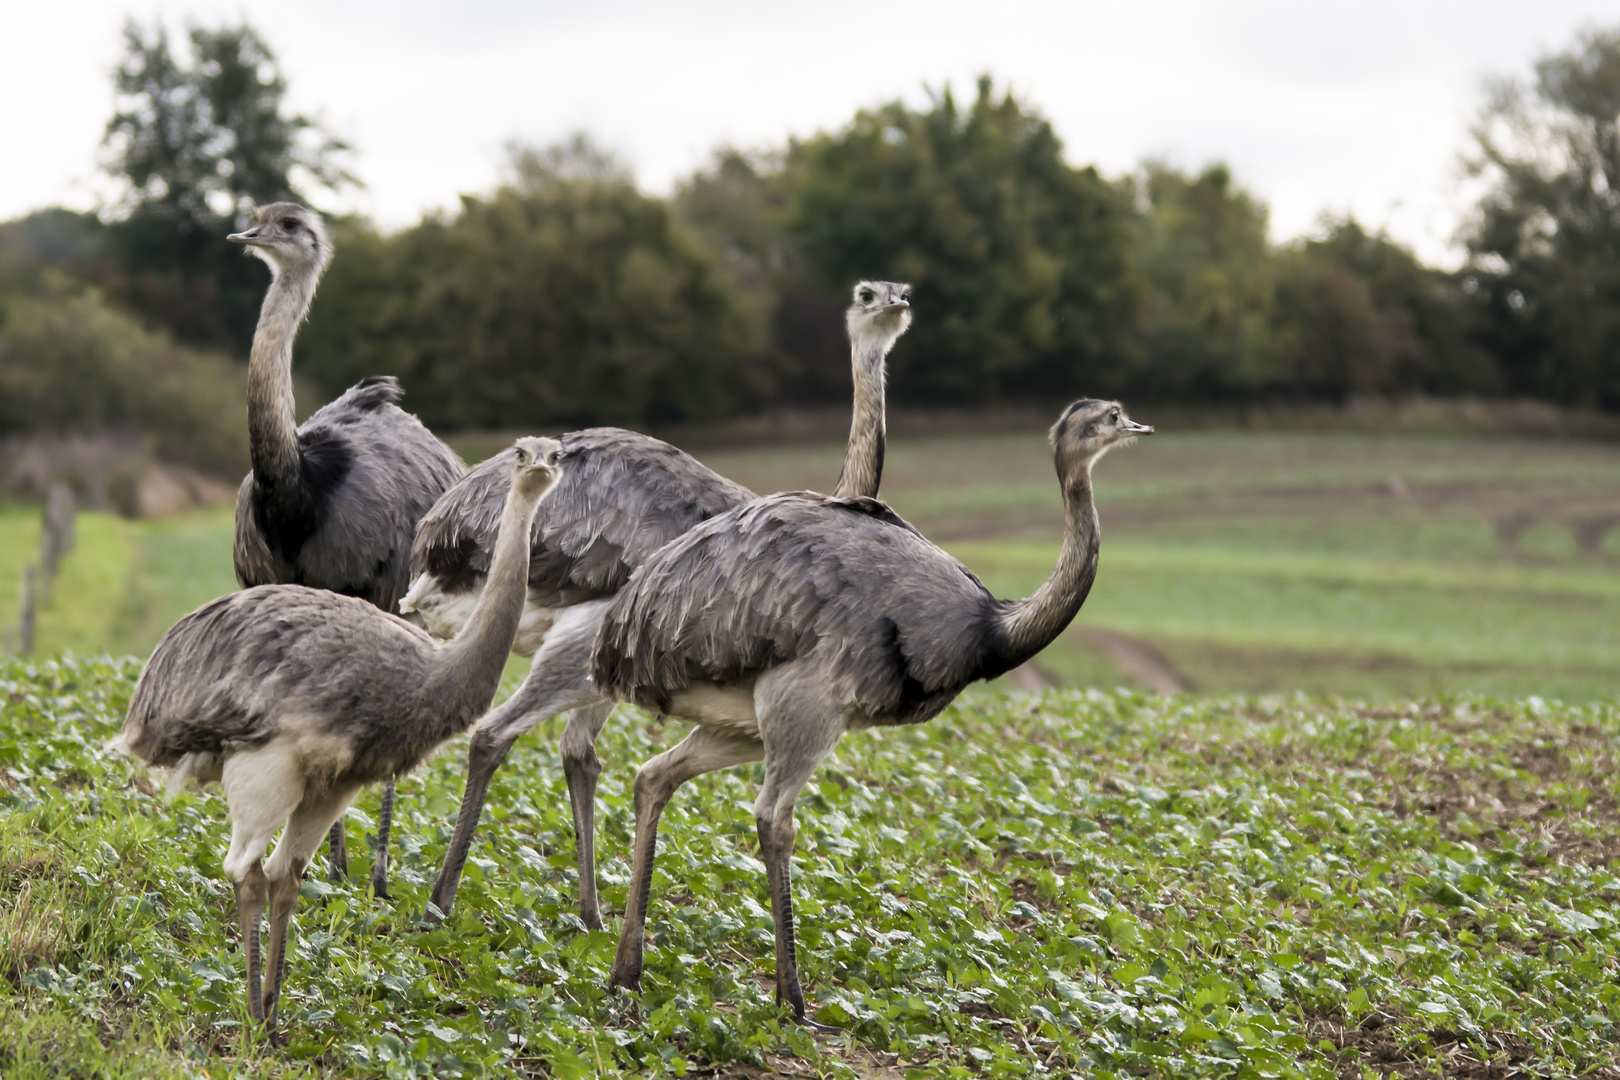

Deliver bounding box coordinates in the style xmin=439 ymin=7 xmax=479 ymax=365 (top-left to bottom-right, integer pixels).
xmin=5 ymin=430 xmax=1619 ymax=699
xmin=705 ymin=430 xmax=1620 ymax=700
xmin=0 ymin=508 xmax=237 ymax=661
xmin=955 ymin=540 xmax=1620 ymax=702
xmin=2 ymin=657 xmax=1619 ymax=1077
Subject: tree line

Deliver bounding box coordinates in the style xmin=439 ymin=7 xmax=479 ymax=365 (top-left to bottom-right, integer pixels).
xmin=2 ymin=19 xmax=1618 ymax=474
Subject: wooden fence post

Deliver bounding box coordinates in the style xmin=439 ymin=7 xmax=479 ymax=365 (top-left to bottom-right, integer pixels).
xmin=17 ymin=564 xmax=37 ymax=656
xmin=39 ymin=483 xmax=76 ymax=603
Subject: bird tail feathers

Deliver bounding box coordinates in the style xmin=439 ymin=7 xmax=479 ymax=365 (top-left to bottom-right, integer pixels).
xmin=105 ymin=732 xmax=221 ymax=800
xmin=163 ymin=752 xmax=223 ymax=800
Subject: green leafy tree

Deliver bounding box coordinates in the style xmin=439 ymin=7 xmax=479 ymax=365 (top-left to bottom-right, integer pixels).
xmin=785 ymin=77 xmax=1137 ymax=403
xmin=300 ymin=138 xmax=751 ymax=430
xmin=675 ymin=148 xmax=850 ymax=404
xmin=100 ymin=19 xmax=355 ymax=351
xmin=1274 ymin=220 xmax=1493 ymax=400
xmin=0 ymin=278 xmax=247 ymax=476
xmin=1464 ymin=25 xmax=1620 ymax=408
xmin=1126 ymin=163 xmax=1278 ymax=398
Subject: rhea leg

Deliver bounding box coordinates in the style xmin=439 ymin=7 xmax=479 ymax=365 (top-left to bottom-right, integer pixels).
xmin=425 ymin=679 xmax=602 ymax=921
xmin=222 ymin=749 xmax=303 ymax=1024
xmin=561 ymin=701 xmax=614 ymax=929
xmin=753 ymin=671 xmax=849 ymax=1027
xmin=233 ymin=867 xmax=270 ymax=1022
xmin=262 ymin=784 xmax=361 ymax=1024
xmin=425 ymin=605 xmax=607 ymax=924
xmin=609 ymin=727 xmax=763 ymax=993
xmin=370 ymin=779 xmax=395 ymax=899
xmin=326 ymin=822 xmax=347 ymax=882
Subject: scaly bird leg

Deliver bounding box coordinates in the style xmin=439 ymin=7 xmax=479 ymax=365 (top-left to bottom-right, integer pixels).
xmin=261 ymin=789 xmax=360 ymax=1027
xmin=609 ymin=728 xmax=762 ymax=994
xmin=261 ymin=867 xmax=304 ymax=1026
xmin=425 ymin=727 xmax=519 ymax=924
xmin=233 ymin=864 xmax=270 ymax=1023
xmin=371 ymin=780 xmax=394 ymax=900
xmin=757 ymin=809 xmax=835 ymax=1031
xmin=752 ymin=679 xmax=847 ymax=1031
xmin=561 ymin=701 xmax=614 ymax=930
xmin=425 ymin=630 xmax=603 ymax=925
xmin=326 ymin=822 xmax=347 ymax=883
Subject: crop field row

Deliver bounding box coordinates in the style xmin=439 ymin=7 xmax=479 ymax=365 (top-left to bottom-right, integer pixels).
xmin=4 ymin=430 xmax=1619 ymax=700
xmin=702 ymin=430 xmax=1620 ymax=702
xmin=1 ymin=657 xmax=1618 ymax=1077
xmin=0 ymin=506 xmax=237 ymax=660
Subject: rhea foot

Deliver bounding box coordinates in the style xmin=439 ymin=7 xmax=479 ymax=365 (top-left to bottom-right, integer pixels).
xmin=778 ymin=988 xmax=839 ymax=1033
xmin=607 ymin=958 xmax=642 ymax=996
xmin=370 ymin=780 xmax=394 ymax=900
xmin=795 ymin=1014 xmax=840 ymax=1034
xmin=326 ymin=821 xmax=347 ymax=882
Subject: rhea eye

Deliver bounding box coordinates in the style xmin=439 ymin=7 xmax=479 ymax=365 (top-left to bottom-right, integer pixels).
xmin=283 ymin=218 xmax=299 ymax=231
xmin=859 ymin=290 xmax=874 ymax=304
xmin=1110 ymin=410 xmax=1120 ymax=422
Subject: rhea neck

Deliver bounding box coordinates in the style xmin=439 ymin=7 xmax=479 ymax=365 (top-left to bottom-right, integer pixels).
xmin=246 ymin=254 xmax=323 ymax=498
xmin=989 ymin=458 xmax=1102 ymax=664
xmin=423 ymin=469 xmax=550 ymax=727
xmin=832 ymin=321 xmax=898 ymax=499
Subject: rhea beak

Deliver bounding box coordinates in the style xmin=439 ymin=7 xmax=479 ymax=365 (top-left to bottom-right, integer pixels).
xmin=887 ymin=297 xmax=910 ymax=309
xmin=227 ymin=228 xmax=265 ymax=246
xmin=1124 ymin=419 xmax=1155 ymax=435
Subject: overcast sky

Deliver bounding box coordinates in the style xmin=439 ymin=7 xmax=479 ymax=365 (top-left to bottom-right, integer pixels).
xmin=3 ymin=0 xmax=1613 ymax=267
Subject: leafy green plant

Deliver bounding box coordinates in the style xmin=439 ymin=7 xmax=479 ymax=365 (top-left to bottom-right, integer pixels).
xmin=1 ymin=655 xmax=1617 ymax=1076
xmin=0 ymin=283 xmax=248 ymax=477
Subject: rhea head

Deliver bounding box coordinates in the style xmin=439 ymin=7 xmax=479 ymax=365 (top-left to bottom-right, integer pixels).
xmin=1049 ymin=399 xmax=1153 ymax=480
xmin=511 ymin=436 xmax=564 ymax=497
xmin=846 ymin=280 xmax=912 ymax=349
xmin=228 ymin=202 xmax=333 ymax=278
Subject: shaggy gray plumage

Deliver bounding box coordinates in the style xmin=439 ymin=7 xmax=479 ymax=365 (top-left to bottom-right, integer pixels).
xmin=125 ymin=588 xmax=444 ymax=779
xmin=229 ymin=202 xmax=466 ymax=896
xmin=407 ymin=281 xmax=912 ymax=930
xmin=591 ymin=493 xmax=1012 ymax=725
xmin=233 ymin=375 xmax=464 ymax=614
xmin=118 ymin=438 xmax=562 ymax=1029
xmin=411 ymin=429 xmax=754 ymax=608
xmin=590 ymin=399 xmax=1153 ymax=1026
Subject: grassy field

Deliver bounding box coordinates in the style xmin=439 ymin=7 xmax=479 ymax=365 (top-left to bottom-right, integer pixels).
xmin=1 ymin=430 xmax=1618 ymax=1077
xmin=4 ymin=429 xmax=1618 ymax=699
xmin=0 ymin=505 xmax=237 ymax=660
xmin=2 ymin=657 xmax=1619 ymax=1077
xmin=701 ymin=430 xmax=1620 ymax=701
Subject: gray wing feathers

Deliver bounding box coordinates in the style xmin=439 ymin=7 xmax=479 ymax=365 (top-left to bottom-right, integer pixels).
xmin=122 ymin=587 xmax=435 ymax=767
xmin=412 ymin=428 xmax=755 ymax=605
xmin=232 ymin=473 xmax=279 ymax=592
xmin=591 ymin=493 xmax=998 ymax=723
xmin=235 ymin=379 xmax=466 ymax=613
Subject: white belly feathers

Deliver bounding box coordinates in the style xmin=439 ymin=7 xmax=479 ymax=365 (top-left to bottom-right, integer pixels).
xmin=667 ymin=684 xmax=761 ymax=739
xmin=400 ymin=573 xmax=559 ymax=657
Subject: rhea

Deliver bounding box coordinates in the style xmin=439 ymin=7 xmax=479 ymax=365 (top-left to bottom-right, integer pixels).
xmin=404 ymin=282 xmax=912 ymax=928
xmin=114 ymin=438 xmax=562 ymax=1026
xmin=590 ymin=399 xmax=1152 ymax=1025
xmin=230 ymin=202 xmax=467 ymax=897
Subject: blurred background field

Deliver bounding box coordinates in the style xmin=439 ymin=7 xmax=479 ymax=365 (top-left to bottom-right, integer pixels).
xmin=4 ymin=10 xmax=1620 ymax=1077
xmin=6 ymin=425 xmax=1617 ymax=700
xmin=3 ymin=13 xmax=1620 ymax=710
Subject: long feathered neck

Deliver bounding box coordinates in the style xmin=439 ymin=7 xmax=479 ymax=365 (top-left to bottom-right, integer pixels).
xmin=422 ymin=474 xmax=546 ymax=726
xmin=832 ymin=327 xmax=892 ymax=499
xmin=246 ymin=259 xmax=322 ymax=497
xmin=987 ymin=464 xmax=1101 ymax=664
